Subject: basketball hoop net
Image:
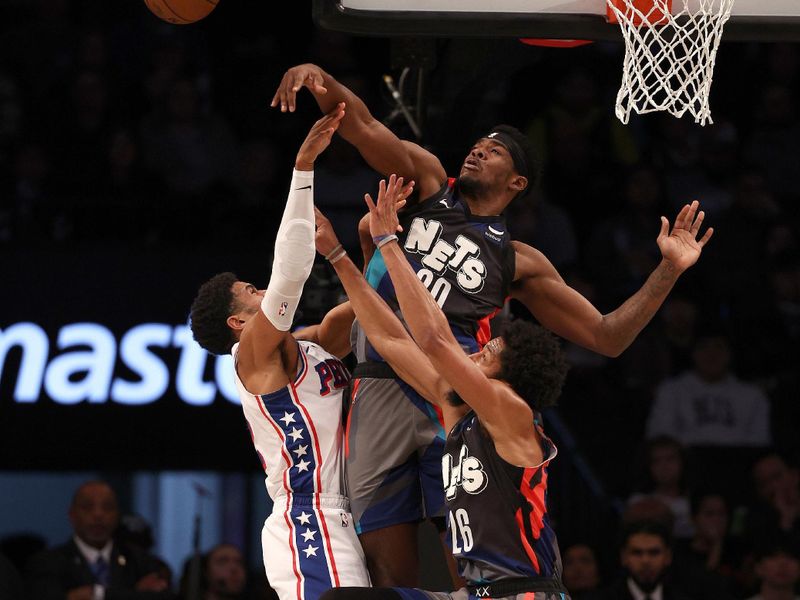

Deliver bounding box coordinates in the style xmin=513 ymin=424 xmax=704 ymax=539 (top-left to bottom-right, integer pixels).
xmin=606 ymin=0 xmax=735 ymax=125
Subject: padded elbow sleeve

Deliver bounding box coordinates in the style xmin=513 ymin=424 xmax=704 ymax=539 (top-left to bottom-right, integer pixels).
xmin=261 ymin=169 xmax=316 ymax=331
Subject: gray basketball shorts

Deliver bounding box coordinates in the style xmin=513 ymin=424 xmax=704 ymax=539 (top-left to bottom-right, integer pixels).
xmin=344 ymin=372 xmax=447 ymax=534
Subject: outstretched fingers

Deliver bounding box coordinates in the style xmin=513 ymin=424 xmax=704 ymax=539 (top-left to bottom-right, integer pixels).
xmin=270 ymin=68 xmax=328 ymax=112
xmin=673 ymin=202 xmax=691 ymax=231
xmin=697 ymin=227 xmax=714 ymax=248
xmin=659 ymin=216 xmax=670 ymax=239
xmin=363 ymin=192 xmax=377 ymax=212
xmin=690 ymin=209 xmax=705 ymax=237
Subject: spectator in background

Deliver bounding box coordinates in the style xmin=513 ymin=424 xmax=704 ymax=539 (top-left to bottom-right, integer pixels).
xmin=116 ymin=513 xmax=174 ymax=590
xmin=646 ymin=329 xmax=771 ymax=448
xmin=179 ymin=543 xmax=254 ymax=600
xmin=26 ymin=479 xmax=174 ymax=600
xmin=745 ymin=452 xmax=800 ymax=555
xmin=562 ymin=542 xmax=604 ymax=600
xmin=602 ymin=519 xmax=692 ymax=600
xmin=672 ymin=491 xmax=742 ymax=599
xmin=746 ymin=543 xmax=800 ymax=600
xmin=657 ymin=294 xmax=699 ymax=377
xmin=628 ymin=436 xmax=694 ymax=540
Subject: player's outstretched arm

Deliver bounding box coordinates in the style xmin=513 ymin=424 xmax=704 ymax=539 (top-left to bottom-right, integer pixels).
xmin=237 ymin=105 xmax=345 ymax=391
xmin=270 ymin=63 xmax=446 ymax=198
xmin=510 ymin=200 xmax=714 ymax=357
xmin=314 ymin=207 xmax=452 ymax=411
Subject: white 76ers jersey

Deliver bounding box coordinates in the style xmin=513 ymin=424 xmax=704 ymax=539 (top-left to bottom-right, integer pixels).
xmin=231 ymin=340 xmax=351 ymax=501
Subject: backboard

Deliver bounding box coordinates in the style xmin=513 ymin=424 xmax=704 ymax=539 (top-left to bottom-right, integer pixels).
xmin=313 ymin=0 xmax=800 ymax=40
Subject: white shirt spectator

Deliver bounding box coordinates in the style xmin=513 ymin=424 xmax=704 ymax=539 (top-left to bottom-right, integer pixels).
xmin=646 ymin=371 xmax=770 ymax=447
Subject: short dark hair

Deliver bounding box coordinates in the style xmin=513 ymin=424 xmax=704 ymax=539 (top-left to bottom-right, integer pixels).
xmin=498 ymin=320 xmax=568 ymax=412
xmin=487 ymin=124 xmax=541 ymax=191
xmin=620 ymin=519 xmax=673 ymax=550
xmin=189 ymin=272 xmax=239 ymax=355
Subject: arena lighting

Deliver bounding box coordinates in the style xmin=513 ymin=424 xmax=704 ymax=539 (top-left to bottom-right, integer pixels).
xmin=0 ymin=322 xmax=238 ymax=405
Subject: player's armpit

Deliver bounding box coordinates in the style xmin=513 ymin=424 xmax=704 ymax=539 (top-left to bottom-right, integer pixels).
xmin=311 ymin=301 xmax=355 ymax=359
xmin=510 ymin=241 xmax=561 ymax=282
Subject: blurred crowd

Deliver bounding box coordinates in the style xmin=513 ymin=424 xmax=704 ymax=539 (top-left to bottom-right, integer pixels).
xmin=0 ymin=480 xmax=278 ymax=600
xmin=0 ymin=464 xmax=797 ymax=599
xmin=1 ymin=1 xmax=799 ymax=599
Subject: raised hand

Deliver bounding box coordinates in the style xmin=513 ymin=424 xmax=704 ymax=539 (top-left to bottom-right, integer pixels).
xmin=363 ymin=174 xmax=414 ymax=240
xmin=271 ymin=63 xmax=328 ymax=113
xmin=314 ymin=207 xmax=342 ymax=259
xmin=295 ymin=103 xmax=345 ymax=170
xmin=657 ymin=200 xmax=714 ymax=272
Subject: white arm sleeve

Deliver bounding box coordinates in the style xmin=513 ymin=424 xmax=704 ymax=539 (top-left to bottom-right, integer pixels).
xmin=261 ymin=169 xmax=316 ymax=331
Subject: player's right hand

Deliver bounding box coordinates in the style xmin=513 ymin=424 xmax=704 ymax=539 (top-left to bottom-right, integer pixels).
xmin=271 ymin=63 xmax=328 ymax=113
xmin=364 ymin=174 xmax=413 ymax=239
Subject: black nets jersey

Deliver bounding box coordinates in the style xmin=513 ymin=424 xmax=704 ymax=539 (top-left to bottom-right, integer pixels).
xmin=442 ymin=410 xmax=563 ymax=586
xmin=356 ymin=178 xmax=516 ymax=361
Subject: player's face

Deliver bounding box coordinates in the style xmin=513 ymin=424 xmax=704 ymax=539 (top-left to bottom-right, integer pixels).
xmin=230 ymin=281 xmax=265 ymax=316
xmin=459 ymin=138 xmax=516 ymax=192
xmin=69 ymin=482 xmax=119 ymax=549
xmin=469 ymin=337 xmax=504 ymax=378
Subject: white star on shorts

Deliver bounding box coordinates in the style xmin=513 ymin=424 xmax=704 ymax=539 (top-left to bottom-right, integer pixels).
xmin=293 ymin=444 xmax=308 ymax=457
xmin=301 ymin=528 xmax=317 ymax=542
xmin=303 ymin=545 xmax=319 ymax=558
xmin=295 ymin=459 xmax=311 ymax=473
xmin=296 ymin=512 xmax=312 ymax=525
xmin=279 ymin=411 xmax=296 ymax=426
xmin=288 ymin=427 xmax=304 ymax=442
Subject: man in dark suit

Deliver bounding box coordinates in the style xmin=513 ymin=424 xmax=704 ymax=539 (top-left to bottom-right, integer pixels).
xmin=603 ymin=520 xmax=693 ymax=600
xmin=26 ymin=480 xmax=174 ymax=600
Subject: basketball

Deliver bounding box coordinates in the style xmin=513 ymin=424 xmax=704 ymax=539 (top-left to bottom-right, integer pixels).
xmin=143 ymin=0 xmax=219 ymax=25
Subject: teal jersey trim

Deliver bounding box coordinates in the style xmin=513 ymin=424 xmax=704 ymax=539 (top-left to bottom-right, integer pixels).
xmin=365 ymin=250 xmax=388 ymax=290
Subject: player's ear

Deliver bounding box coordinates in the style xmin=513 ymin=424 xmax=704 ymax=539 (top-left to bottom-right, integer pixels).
xmin=227 ymin=314 xmax=246 ymax=332
xmin=510 ymin=175 xmax=528 ymax=194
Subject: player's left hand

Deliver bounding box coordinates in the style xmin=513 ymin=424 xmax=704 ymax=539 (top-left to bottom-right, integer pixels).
xmin=295 ymin=103 xmax=345 ymax=170
xmin=314 ymin=207 xmax=341 ymax=258
xmin=657 ymin=200 xmax=714 ymax=271
xmin=364 ymin=174 xmax=414 ymax=240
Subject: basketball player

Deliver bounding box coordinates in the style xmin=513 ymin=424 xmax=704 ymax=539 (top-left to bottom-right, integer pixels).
xmin=311 ymin=174 xmax=575 ymax=599
xmin=271 ymin=64 xmax=715 ymax=587
xmin=188 ymin=105 xmax=372 ymax=600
